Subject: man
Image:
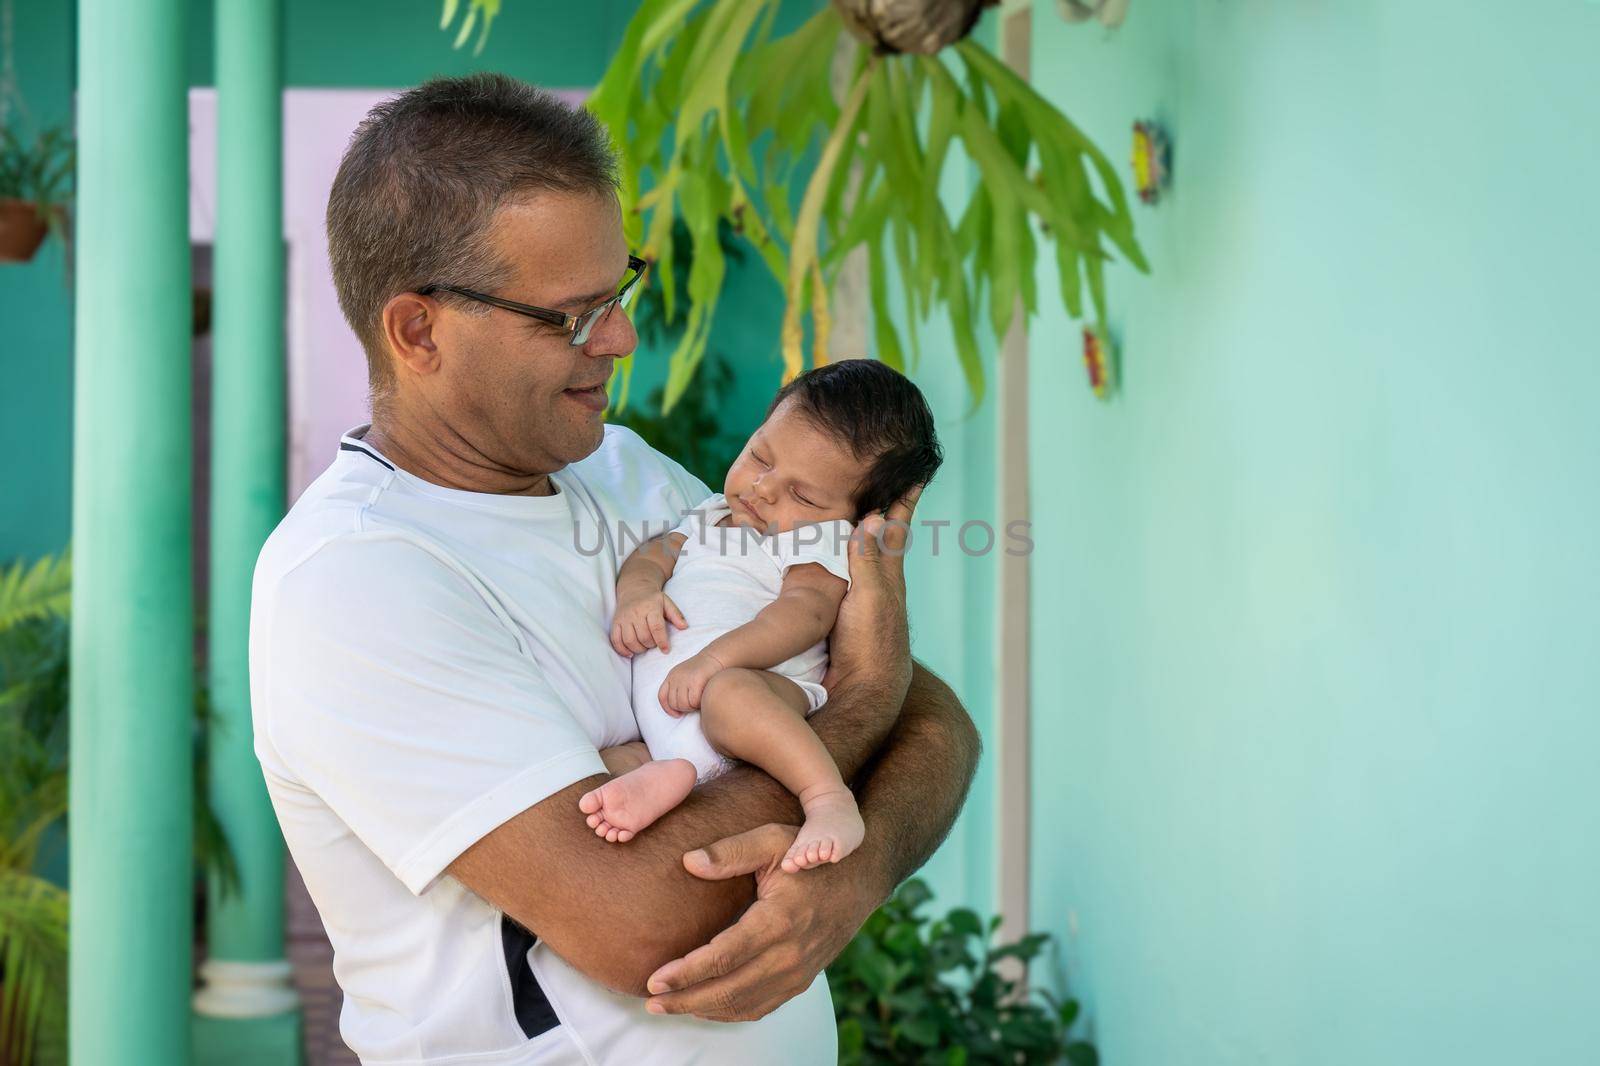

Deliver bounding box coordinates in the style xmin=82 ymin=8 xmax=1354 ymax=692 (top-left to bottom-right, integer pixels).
xmin=251 ymin=73 xmax=979 ymax=1064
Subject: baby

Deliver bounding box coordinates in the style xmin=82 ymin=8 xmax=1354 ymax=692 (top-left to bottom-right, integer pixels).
xmin=579 ymin=359 xmax=943 ymax=873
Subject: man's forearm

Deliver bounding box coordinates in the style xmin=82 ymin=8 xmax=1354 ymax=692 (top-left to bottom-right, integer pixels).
xmin=455 ymin=662 xmax=976 ymax=997
xmin=542 ymin=666 xmax=908 ymax=989
xmin=638 ymin=661 xmax=976 ymax=951
xmin=607 ymin=662 xmax=966 ymax=966
xmin=849 ymin=663 xmax=981 ymax=891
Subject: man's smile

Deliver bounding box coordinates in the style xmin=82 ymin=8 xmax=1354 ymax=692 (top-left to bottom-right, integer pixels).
xmin=563 ymin=381 xmax=609 ymax=412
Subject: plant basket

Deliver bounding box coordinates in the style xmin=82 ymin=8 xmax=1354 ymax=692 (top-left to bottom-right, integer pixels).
xmin=0 ymin=196 xmax=47 ymax=262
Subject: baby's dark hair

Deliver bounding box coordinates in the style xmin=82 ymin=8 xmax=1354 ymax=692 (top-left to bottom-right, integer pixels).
xmin=766 ymin=360 xmax=943 ymax=520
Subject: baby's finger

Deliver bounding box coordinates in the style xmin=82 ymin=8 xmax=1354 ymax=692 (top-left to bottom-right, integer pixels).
xmin=663 ymin=595 xmax=689 ymax=630
xmin=648 ymin=611 xmax=671 ymax=653
xmin=626 ymin=621 xmax=652 ymax=654
xmin=610 ymin=622 xmax=632 ymax=658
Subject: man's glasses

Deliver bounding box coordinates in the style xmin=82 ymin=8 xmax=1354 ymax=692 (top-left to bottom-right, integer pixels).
xmin=419 ymin=255 xmax=647 ymax=347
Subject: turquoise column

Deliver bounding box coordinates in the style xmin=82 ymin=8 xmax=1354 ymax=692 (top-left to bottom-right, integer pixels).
xmin=191 ymin=0 xmax=301 ymax=1057
xmin=69 ymin=0 xmax=194 ymax=1062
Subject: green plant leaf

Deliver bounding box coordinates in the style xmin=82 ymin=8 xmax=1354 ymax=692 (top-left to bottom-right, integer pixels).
xmin=0 ymin=553 xmax=71 ymax=634
xmin=451 ymin=2 xmax=478 ymax=49
xmin=899 ymin=1013 xmax=941 ymax=1047
xmin=868 ymin=234 xmax=907 ymax=373
xmin=1066 ymin=1041 xmax=1101 ymax=1066
xmin=0 ymin=870 xmax=68 ymax=1066
xmin=837 ymin=1017 xmax=865 ymax=1057
xmin=947 ymin=908 xmax=984 ymax=939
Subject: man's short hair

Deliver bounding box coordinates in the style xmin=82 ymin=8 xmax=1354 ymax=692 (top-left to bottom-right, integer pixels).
xmin=326 ymin=73 xmax=618 ymax=402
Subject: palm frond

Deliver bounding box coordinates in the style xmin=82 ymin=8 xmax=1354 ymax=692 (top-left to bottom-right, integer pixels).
xmin=0 ymin=870 xmax=68 ymax=1066
xmin=0 ymin=556 xmax=70 ymax=636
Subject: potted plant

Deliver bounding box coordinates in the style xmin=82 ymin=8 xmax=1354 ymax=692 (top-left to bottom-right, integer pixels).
xmin=828 ymin=878 xmax=1098 ymax=1064
xmin=0 ymin=124 xmax=73 ymax=264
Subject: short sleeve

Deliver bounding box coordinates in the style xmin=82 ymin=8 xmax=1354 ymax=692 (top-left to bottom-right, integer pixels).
xmin=772 ymin=520 xmax=854 ymax=588
xmin=597 ymin=424 xmax=714 ymax=524
xmin=251 ymin=533 xmax=606 ymax=895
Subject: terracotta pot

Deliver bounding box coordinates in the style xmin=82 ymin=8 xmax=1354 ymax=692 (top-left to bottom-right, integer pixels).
xmin=0 ymin=197 xmax=49 ymax=262
xmin=833 ymin=0 xmax=994 ymax=55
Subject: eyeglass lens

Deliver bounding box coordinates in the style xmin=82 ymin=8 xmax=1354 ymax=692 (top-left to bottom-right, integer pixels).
xmin=568 ymin=269 xmax=641 ymax=347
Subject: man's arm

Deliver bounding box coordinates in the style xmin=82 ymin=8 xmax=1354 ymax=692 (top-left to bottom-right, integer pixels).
xmin=849 ymin=662 xmax=980 ymax=885
xmin=639 ymin=659 xmax=979 ymax=1021
xmin=446 ymin=657 xmax=908 ymax=996
xmin=450 ymin=497 xmax=979 ymax=1007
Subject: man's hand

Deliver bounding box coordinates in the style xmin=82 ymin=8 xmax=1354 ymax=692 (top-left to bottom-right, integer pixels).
xmin=658 ymin=650 xmax=726 ymax=716
xmin=643 ymin=824 xmax=886 ymax=1022
xmin=820 ymin=486 xmax=923 ymax=732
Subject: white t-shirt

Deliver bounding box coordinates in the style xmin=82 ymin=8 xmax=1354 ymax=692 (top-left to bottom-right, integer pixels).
xmin=633 ymin=494 xmax=854 ymax=781
xmin=250 ymin=425 xmax=838 ymax=1066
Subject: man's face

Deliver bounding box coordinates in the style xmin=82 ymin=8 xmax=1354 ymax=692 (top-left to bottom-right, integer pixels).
xmin=424 ymin=189 xmax=636 ymax=475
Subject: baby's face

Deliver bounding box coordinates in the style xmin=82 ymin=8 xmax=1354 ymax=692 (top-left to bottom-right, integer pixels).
xmin=722 ymin=399 xmax=864 ymax=532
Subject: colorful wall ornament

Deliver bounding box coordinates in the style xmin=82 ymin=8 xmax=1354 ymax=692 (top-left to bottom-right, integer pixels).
xmin=1132 ymin=120 xmax=1171 ymax=204
xmin=1083 ymin=325 xmax=1114 ymax=400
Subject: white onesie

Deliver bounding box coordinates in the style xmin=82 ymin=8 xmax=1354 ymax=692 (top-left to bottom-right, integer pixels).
xmin=630 ymin=493 xmax=854 ymax=783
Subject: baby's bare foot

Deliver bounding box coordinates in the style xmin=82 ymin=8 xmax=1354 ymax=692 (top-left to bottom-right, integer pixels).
xmin=783 ymin=787 xmax=864 ymax=872
xmin=578 ymin=759 xmax=696 ymax=843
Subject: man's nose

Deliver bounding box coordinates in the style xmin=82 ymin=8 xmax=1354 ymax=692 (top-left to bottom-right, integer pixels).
xmin=582 ymin=304 xmax=637 ymax=359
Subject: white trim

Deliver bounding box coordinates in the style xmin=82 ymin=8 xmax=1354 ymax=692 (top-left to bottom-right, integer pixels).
xmin=192 ymin=958 xmax=299 ymax=1018
xmin=995 ymin=0 xmax=1033 ymax=951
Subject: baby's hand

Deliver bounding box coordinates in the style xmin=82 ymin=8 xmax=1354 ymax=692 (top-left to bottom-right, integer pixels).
xmin=659 ymin=652 xmax=726 ymax=717
xmin=610 ymin=591 xmax=688 ymax=657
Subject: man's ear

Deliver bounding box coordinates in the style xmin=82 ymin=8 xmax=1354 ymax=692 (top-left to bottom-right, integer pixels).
xmin=380 ymin=292 xmax=442 ymax=378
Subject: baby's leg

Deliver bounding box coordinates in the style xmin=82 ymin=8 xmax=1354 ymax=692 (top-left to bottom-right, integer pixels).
xmin=578 ymin=758 xmax=696 ymax=843
xmin=698 ymin=668 xmax=864 ymax=873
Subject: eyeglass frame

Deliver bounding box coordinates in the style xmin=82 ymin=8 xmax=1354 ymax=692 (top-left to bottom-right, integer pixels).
xmin=417 ymin=254 xmax=648 ymax=347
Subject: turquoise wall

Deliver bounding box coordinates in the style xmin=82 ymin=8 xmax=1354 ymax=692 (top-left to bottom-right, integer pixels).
xmin=1025 ymin=1 xmax=1600 ymax=1063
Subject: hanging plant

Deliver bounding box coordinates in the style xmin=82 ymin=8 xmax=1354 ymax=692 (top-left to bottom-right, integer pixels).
xmin=445 ymin=0 xmax=1147 ymax=411
xmin=0 ymin=124 xmax=73 ymax=265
